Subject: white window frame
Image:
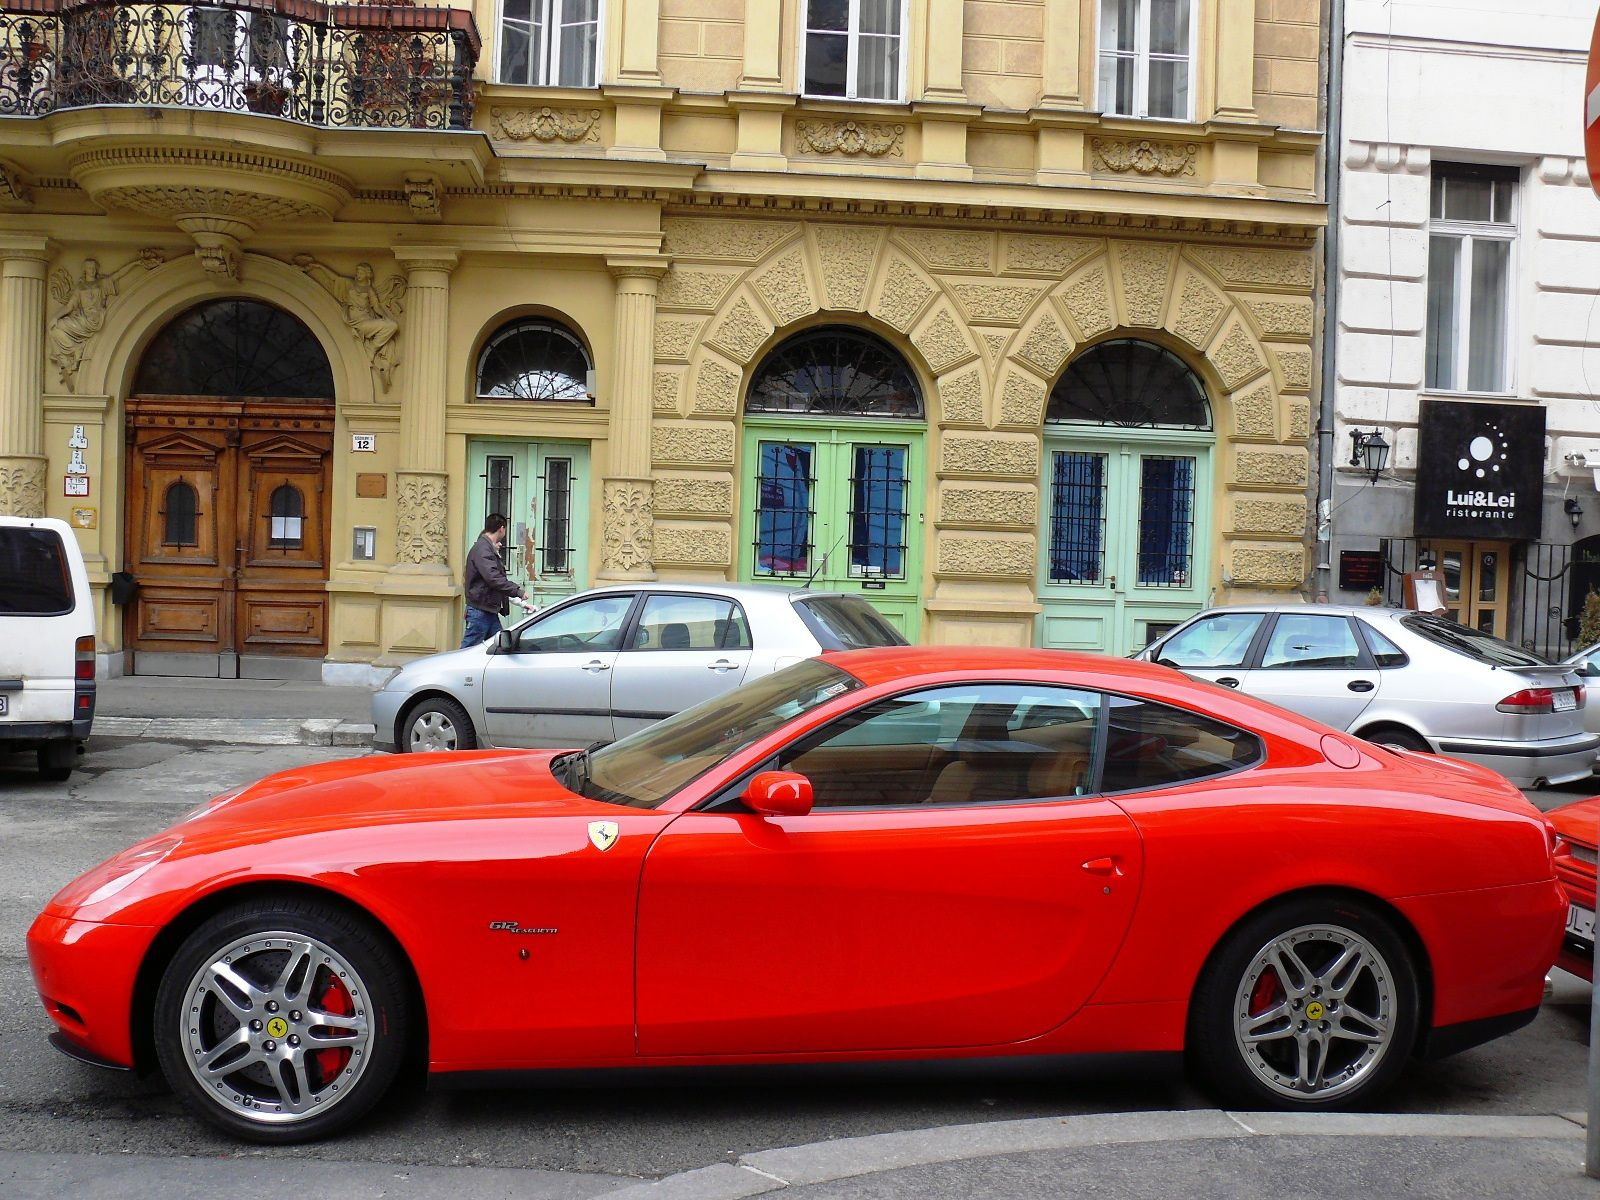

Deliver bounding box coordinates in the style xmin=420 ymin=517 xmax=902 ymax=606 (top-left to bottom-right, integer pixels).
xmin=495 ymin=0 xmax=603 ymax=88
xmin=1426 ymin=164 xmax=1519 ymax=397
xmin=1094 ymin=0 xmax=1198 ymax=122
xmin=799 ymin=0 xmax=909 ymax=104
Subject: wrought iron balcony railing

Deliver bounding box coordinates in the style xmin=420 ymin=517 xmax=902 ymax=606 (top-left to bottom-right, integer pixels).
xmin=0 ymin=0 xmax=479 ymax=130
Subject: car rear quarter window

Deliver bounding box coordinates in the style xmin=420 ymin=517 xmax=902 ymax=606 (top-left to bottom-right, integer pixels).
xmin=1398 ymin=613 xmax=1549 ymax=668
xmin=630 ymin=594 xmax=752 ymax=651
xmin=1356 ymin=621 xmax=1410 ymax=668
xmin=794 ymin=595 xmax=909 ymax=650
xmin=0 ymin=527 xmax=73 ymax=616
xmin=1098 ymin=695 xmax=1262 ymax=793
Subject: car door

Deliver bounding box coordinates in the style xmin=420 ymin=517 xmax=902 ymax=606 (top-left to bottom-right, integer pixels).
xmin=608 ymin=593 xmax=755 ymax=741
xmin=480 ymin=592 xmax=637 ymax=748
xmin=634 ymin=682 xmax=1143 ymax=1057
xmin=1148 ymin=611 xmax=1270 ymax=691
xmin=1246 ymin=613 xmax=1380 ymax=729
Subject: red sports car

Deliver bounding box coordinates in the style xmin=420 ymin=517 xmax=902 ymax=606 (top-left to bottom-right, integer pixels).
xmin=1546 ymin=795 xmax=1600 ymax=980
xmin=29 ymin=648 xmax=1564 ymax=1142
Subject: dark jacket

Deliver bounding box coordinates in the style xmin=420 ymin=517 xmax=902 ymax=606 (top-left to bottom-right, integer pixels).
xmin=464 ymin=534 xmax=521 ymax=615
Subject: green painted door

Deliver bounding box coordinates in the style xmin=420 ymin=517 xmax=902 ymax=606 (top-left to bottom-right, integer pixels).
xmin=467 ymin=439 xmax=589 ymax=609
xmin=1037 ymin=429 xmax=1212 ymax=657
xmin=739 ymin=419 xmax=924 ymax=639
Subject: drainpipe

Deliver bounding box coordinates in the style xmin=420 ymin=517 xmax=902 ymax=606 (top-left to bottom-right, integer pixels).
xmin=1314 ymin=0 xmax=1346 ymax=602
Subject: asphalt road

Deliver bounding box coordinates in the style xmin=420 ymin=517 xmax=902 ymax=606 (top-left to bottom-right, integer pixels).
xmin=0 ymin=737 xmax=1595 ymax=1189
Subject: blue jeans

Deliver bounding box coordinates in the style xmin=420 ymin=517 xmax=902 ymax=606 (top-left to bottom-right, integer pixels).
xmin=461 ymin=606 xmax=502 ymax=649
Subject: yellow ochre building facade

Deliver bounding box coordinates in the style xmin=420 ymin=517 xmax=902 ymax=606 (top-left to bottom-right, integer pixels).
xmin=0 ymin=0 xmax=1325 ymax=679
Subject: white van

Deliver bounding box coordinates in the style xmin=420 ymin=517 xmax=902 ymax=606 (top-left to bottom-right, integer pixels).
xmin=0 ymin=516 xmax=96 ymax=780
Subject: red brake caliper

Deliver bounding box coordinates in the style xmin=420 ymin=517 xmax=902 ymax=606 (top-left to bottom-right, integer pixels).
xmin=309 ymin=974 xmax=353 ymax=1085
xmin=1250 ymin=968 xmax=1284 ymax=1015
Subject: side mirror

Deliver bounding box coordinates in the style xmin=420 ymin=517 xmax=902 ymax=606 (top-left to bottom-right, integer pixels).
xmin=495 ymin=630 xmax=516 ymax=653
xmin=743 ymin=770 xmax=813 ymax=817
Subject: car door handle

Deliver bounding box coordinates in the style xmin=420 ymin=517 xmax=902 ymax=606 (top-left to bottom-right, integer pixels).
xmin=1082 ymin=856 xmax=1123 ymax=876
xmin=1348 ymin=680 xmax=1376 ymax=693
xmin=707 ymin=659 xmax=738 ymax=672
xmin=582 ymin=660 xmax=610 ymax=673
xmin=1215 ymin=677 xmax=1240 ymax=688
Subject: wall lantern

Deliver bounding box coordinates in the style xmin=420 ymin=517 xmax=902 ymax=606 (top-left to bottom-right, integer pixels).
xmin=1349 ymin=428 xmax=1390 ymax=484
xmin=1566 ymin=497 xmax=1584 ymax=529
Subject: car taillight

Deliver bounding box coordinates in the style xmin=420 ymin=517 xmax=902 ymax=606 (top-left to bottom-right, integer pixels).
xmin=1497 ymin=687 xmax=1563 ymax=714
xmin=1578 ymin=685 xmax=1588 ymax=709
xmin=74 ymin=635 xmax=95 ymax=682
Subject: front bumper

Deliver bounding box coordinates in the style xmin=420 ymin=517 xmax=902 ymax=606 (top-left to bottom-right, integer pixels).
xmin=370 ymin=688 xmax=405 ymax=754
xmin=1435 ymin=733 xmax=1600 ymax=787
xmin=26 ymin=912 xmax=160 ymax=1070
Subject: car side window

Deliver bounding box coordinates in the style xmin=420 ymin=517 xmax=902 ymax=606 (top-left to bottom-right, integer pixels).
xmin=775 ymin=684 xmax=1102 ymax=809
xmin=628 ymin=594 xmax=752 ymax=651
xmin=1098 ymin=696 xmax=1261 ymax=793
xmin=1356 ymin=621 xmax=1410 ymax=668
xmin=515 ymin=594 xmax=634 ymax=652
xmin=1156 ymin=613 xmax=1267 ymax=669
xmin=1258 ymin=615 xmax=1364 ymax=671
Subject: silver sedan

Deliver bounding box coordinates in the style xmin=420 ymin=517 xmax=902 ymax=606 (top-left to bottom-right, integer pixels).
xmin=1139 ymin=603 xmax=1599 ymax=787
xmin=372 ymin=582 xmax=907 ymax=753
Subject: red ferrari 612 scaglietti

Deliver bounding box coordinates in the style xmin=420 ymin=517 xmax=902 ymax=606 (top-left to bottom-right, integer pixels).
xmin=28 ymin=648 xmax=1565 ymax=1142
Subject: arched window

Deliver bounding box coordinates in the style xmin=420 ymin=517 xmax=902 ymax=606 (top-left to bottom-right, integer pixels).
xmin=134 ymin=300 xmax=334 ymax=398
xmin=267 ymin=483 xmax=304 ymax=550
xmin=746 ymin=326 xmax=923 ymax=419
xmin=1047 ymin=339 xmax=1210 ymax=430
xmin=161 ymin=482 xmax=199 ymax=547
xmin=475 ymin=319 xmax=593 ymax=402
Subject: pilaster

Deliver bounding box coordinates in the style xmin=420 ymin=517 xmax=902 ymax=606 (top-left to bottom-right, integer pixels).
xmin=1213 ymin=0 xmax=1257 ymax=120
xmin=616 ymin=0 xmax=663 ymax=84
xmin=0 ymin=234 xmax=50 ymax=517
xmin=921 ymin=0 xmax=967 ymax=102
xmin=391 ymin=246 xmax=459 ymax=574
xmin=738 ymin=0 xmax=784 ymax=91
xmin=601 ymin=257 xmax=667 ymax=580
xmin=1039 ymin=0 xmax=1084 ymax=108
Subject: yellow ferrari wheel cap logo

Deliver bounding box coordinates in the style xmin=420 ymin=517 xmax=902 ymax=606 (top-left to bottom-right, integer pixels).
xmin=1305 ymin=1001 xmax=1325 ymax=1021
xmin=266 ymin=1017 xmax=288 ymax=1039
xmin=588 ymin=821 xmax=619 ymax=852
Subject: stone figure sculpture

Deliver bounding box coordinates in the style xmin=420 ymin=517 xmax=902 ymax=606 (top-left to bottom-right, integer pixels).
xmin=293 ymin=255 xmax=406 ymax=391
xmin=47 ymin=249 xmax=163 ymax=390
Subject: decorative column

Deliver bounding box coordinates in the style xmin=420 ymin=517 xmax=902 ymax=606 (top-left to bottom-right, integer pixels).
xmin=390 ymin=246 xmax=459 ymax=574
xmin=0 ymin=235 xmax=49 ymax=517
xmin=1213 ymin=0 xmax=1257 ymax=120
xmin=599 ymin=257 xmax=667 ymax=580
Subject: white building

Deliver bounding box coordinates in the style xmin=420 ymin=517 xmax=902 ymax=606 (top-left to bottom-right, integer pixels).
xmin=1328 ymin=0 xmax=1600 ymax=655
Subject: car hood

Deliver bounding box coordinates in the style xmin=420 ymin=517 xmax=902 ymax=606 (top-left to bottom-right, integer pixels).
xmin=383 ymin=641 xmax=495 ymax=686
xmin=1548 ymin=796 xmax=1600 ymax=848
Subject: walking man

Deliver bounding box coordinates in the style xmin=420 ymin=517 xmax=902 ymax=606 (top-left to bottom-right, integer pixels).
xmin=461 ymin=514 xmax=527 ymax=648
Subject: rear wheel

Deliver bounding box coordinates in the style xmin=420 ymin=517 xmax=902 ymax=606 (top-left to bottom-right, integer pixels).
xmin=36 ymin=741 xmax=75 ymax=782
xmin=401 ymin=696 xmax=476 ymax=753
xmin=1363 ymin=726 xmax=1430 ymax=754
xmin=1188 ymin=896 xmax=1420 ymax=1110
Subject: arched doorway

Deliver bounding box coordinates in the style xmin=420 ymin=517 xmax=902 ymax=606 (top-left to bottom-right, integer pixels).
xmin=1037 ymin=339 xmax=1214 ymax=656
xmin=736 ymin=326 xmax=926 ymax=637
xmin=124 ymin=299 xmax=335 ymax=678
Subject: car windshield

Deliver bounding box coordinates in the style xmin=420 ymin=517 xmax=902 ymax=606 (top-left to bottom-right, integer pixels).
xmin=1398 ymin=613 xmax=1551 ymax=668
xmin=571 ymin=659 xmax=862 ymax=809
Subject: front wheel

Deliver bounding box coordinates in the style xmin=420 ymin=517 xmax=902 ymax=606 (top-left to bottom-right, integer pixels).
xmin=153 ymin=896 xmax=411 ymax=1143
xmin=1188 ymin=896 xmax=1420 ymax=1109
xmin=401 ymin=696 xmax=477 ymax=753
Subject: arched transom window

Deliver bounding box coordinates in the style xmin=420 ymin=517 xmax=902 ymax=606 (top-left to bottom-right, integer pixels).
xmin=134 ymin=299 xmax=333 ymax=398
xmin=1048 ymin=339 xmax=1210 ymax=430
xmin=476 ymin=319 xmax=593 ymax=403
xmin=267 ymin=483 xmax=304 ymax=550
xmin=161 ymin=481 xmax=199 ymax=547
xmin=746 ymin=326 xmax=923 ymax=420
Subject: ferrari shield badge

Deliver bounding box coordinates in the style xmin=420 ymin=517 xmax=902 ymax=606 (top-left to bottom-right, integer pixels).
xmin=588 ymin=820 xmax=619 ymax=852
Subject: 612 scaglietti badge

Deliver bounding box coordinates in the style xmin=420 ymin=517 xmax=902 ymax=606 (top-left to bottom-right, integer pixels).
xmin=27 ymin=648 xmax=1565 ymax=1143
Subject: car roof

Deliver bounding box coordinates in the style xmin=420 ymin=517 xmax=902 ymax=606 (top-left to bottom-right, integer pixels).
xmin=1187 ymin=603 xmax=1405 ymax=619
xmin=823 ymin=645 xmax=1186 ymax=688
xmin=573 ymin=581 xmax=843 ymax=602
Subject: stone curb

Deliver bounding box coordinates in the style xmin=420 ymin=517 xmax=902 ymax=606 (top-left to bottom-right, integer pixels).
xmin=592 ymin=1110 xmax=1588 ymax=1199
xmin=93 ymin=716 xmax=375 ymax=749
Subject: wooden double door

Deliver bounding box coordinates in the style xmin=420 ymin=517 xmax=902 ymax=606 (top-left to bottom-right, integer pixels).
xmin=125 ymin=398 xmax=333 ymax=678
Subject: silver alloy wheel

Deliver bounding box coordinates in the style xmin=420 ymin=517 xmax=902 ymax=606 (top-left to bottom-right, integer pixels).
xmin=178 ymin=931 xmax=373 ymax=1126
xmin=408 ymin=709 xmax=458 ymax=752
xmin=1233 ymin=923 xmax=1397 ymax=1101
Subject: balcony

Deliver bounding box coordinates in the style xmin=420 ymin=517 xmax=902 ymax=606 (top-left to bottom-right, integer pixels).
xmin=0 ymin=0 xmax=480 ymax=130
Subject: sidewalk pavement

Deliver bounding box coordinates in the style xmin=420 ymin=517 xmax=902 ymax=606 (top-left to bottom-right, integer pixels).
xmin=3 ymin=1111 xmax=1597 ymax=1199
xmin=94 ymin=675 xmax=379 ymax=749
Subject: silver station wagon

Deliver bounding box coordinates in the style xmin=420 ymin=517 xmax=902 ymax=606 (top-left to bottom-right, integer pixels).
xmin=372 ymin=583 xmax=907 ymax=752
xmin=1139 ymin=603 xmax=1599 ymax=788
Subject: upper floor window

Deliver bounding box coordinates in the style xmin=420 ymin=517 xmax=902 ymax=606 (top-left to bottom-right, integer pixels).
xmin=476 ymin=318 xmax=594 ymax=402
xmin=1097 ymin=0 xmax=1194 ymax=120
xmin=499 ymin=0 xmax=599 ymax=87
xmin=803 ymin=0 xmax=904 ymax=102
xmin=1427 ymin=162 xmax=1518 ymax=394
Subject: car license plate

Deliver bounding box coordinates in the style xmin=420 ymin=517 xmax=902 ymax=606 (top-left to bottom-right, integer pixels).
xmin=1568 ymin=904 xmax=1596 ymax=944
xmin=1555 ymin=690 xmax=1578 ymax=712
xmin=0 ymin=694 xmax=7 ymax=717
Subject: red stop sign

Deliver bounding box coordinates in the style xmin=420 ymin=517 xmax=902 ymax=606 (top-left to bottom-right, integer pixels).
xmin=1588 ymin=7 xmax=1600 ymax=195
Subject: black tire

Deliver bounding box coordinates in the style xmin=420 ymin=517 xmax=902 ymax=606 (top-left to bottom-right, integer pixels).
xmin=1187 ymin=895 xmax=1420 ymax=1110
xmin=400 ymin=695 xmax=476 ymax=753
xmin=153 ymin=895 xmax=411 ymax=1143
xmin=37 ymin=741 xmax=75 ymax=782
xmin=1363 ymin=726 xmax=1430 ymax=754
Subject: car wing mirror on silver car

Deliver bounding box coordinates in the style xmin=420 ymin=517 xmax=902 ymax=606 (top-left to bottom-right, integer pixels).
xmin=495 ymin=629 xmax=517 ymax=654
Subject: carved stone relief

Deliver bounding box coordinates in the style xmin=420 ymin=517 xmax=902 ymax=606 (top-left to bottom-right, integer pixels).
xmin=0 ymin=160 xmax=30 ymax=209
xmin=1286 ymin=398 xmax=1312 ymax=442
xmin=1272 ymin=347 xmax=1312 ymax=392
xmin=491 ymin=106 xmax=601 ymax=143
xmin=897 ymin=229 xmax=993 ymax=273
xmin=691 ymin=357 xmax=743 ymax=416
xmin=1090 ymin=137 xmax=1198 ymax=177
xmin=1193 ymin=246 xmax=1316 ymax=291
xmin=659 ymin=267 xmax=742 ymax=312
xmin=941 ymin=433 xmax=1040 ymax=478
xmin=663 ymin=218 xmax=795 ymax=261
xmin=1059 ymin=266 xmax=1115 ymax=339
xmin=1231 ymin=545 xmax=1306 ymax=588
xmin=911 ymin=305 xmax=976 ymax=374
xmin=1243 ymin=297 xmax=1315 ymax=340
xmin=1233 ymin=498 xmax=1309 ymax=538
xmin=294 ymin=255 xmax=405 ymax=392
xmin=979 ymin=330 xmax=1009 ymax=369
xmin=1229 ymin=381 xmax=1278 ymax=440
xmin=601 ymin=480 xmax=655 ymax=575
xmin=708 ymin=295 xmax=774 ymax=365
xmin=653 ymin=370 xmax=683 ymax=416
xmin=951 ymin=282 xmax=1045 ymax=326
xmin=998 ymin=374 xmax=1047 ymax=426
xmin=47 ymin=249 xmax=164 ymax=391
xmin=655 ymin=474 xmax=733 ymax=516
xmin=654 ymin=524 xmax=731 ymax=567
xmin=654 ymin=316 xmax=706 ymax=362
xmin=1114 ymin=244 xmax=1173 ymax=327
xmin=936 ymin=367 xmax=986 ymax=425
xmin=1209 ymin=321 xmax=1268 ymax=390
xmin=940 ymin=485 xmax=1037 ymax=527
xmin=1169 ymin=270 xmax=1229 ymax=350
xmin=751 ymin=249 xmax=817 ymax=327
xmin=0 ymin=459 xmax=46 ymax=517
xmin=871 ymin=257 xmax=936 ymax=333
xmin=1016 ymin=312 xmax=1074 ymax=378
xmin=402 ymin=173 xmax=442 ymax=221
xmin=653 ymin=424 xmax=738 ymax=467
xmin=937 ymin=535 xmax=1036 ymax=578
xmin=1004 ymin=235 xmax=1100 ymax=277
xmin=811 ymin=224 xmax=881 ymax=310
xmin=1233 ymin=448 xmax=1309 ymax=489
xmin=395 ymin=473 xmax=448 ymax=566
xmin=794 ymin=120 xmax=905 ymax=158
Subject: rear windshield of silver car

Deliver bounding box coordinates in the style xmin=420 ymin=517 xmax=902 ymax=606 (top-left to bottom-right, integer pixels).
xmin=794 ymin=596 xmax=909 ymax=650
xmin=0 ymin=528 xmax=73 ymax=616
xmin=1398 ymin=613 xmax=1550 ymax=668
